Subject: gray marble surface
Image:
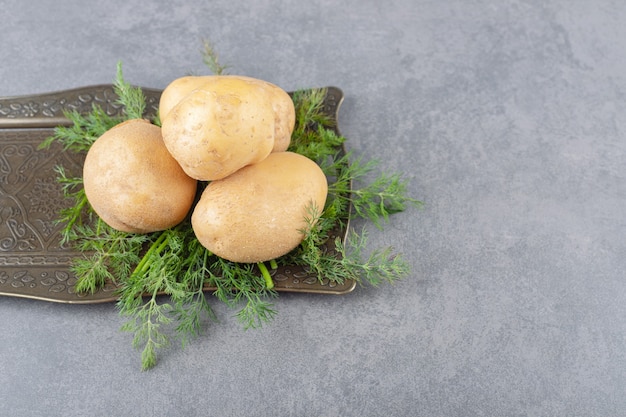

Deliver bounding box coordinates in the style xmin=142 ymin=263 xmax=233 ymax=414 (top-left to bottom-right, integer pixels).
xmin=2 ymin=0 xmax=626 ymax=416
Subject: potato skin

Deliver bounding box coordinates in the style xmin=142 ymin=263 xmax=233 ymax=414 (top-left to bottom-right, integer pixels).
xmin=82 ymin=119 xmax=197 ymax=234
xmin=160 ymin=75 xmax=295 ymax=180
xmin=158 ymin=76 xmax=209 ymax=121
xmin=191 ymin=151 xmax=328 ymax=263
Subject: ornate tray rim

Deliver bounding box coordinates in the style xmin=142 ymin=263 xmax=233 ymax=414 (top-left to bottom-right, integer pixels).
xmin=0 ymin=84 xmax=356 ymax=304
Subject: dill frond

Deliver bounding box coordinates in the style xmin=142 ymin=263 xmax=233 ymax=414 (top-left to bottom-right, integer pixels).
xmin=113 ymin=62 xmax=146 ymax=119
xmin=201 ymin=38 xmax=230 ymax=75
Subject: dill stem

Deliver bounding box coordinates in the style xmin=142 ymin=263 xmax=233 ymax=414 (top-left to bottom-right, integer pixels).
xmin=96 ymin=218 xmax=103 ymax=236
xmin=269 ymin=259 xmax=278 ymax=270
xmin=256 ymin=262 xmax=274 ymax=290
xmin=62 ymin=196 xmax=89 ymax=239
xmin=132 ymin=231 xmax=169 ymax=279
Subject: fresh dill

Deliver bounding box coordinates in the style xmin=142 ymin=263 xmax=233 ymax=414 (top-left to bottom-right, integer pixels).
xmin=201 ymin=38 xmax=230 ymax=76
xmin=113 ymin=62 xmax=146 ymax=119
xmin=43 ymin=47 xmax=422 ymax=370
xmin=327 ymin=154 xmax=423 ymax=229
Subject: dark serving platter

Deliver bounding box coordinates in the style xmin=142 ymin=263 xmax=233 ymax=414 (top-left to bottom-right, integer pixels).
xmin=0 ymin=84 xmax=355 ymax=303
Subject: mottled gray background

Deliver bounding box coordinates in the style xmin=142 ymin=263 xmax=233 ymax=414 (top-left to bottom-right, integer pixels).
xmin=2 ymin=0 xmax=626 ymax=416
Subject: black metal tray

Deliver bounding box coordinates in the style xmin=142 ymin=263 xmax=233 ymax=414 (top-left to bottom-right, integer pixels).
xmin=0 ymin=84 xmax=355 ymax=303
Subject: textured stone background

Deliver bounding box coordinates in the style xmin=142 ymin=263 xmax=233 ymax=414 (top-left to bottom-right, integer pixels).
xmin=1 ymin=0 xmax=625 ymax=416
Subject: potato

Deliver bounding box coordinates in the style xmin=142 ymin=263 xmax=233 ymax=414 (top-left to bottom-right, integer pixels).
xmin=191 ymin=151 xmax=328 ymax=263
xmin=83 ymin=119 xmax=197 ymax=234
xmin=160 ymin=75 xmax=295 ymax=181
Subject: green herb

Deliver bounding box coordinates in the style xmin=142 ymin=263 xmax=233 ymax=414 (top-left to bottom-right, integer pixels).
xmin=328 ymin=154 xmax=423 ymax=229
xmin=113 ymin=62 xmax=146 ymax=120
xmin=43 ymin=48 xmax=421 ymax=370
xmin=116 ymin=226 xmax=214 ymax=369
xmin=38 ymin=105 xmax=118 ymax=153
xmin=201 ymin=38 xmax=230 ymax=76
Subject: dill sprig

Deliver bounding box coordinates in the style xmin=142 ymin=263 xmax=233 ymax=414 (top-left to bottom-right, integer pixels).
xmin=328 ymin=154 xmax=423 ymax=229
xmin=39 ymin=105 xmax=119 ymax=152
xmin=291 ymin=88 xmax=334 ymax=134
xmin=291 ymin=227 xmax=411 ymax=286
xmin=116 ymin=226 xmax=214 ymax=370
xmin=208 ymin=257 xmax=278 ymax=329
xmin=44 ymin=51 xmax=421 ymax=370
xmin=201 ymin=38 xmax=230 ymax=75
xmin=113 ymin=61 xmax=146 ymax=119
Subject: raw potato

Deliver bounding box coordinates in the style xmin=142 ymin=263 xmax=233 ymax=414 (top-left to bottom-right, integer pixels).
xmin=160 ymin=75 xmax=296 ymax=181
xmin=191 ymin=151 xmax=328 ymax=263
xmin=83 ymin=119 xmax=197 ymax=234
